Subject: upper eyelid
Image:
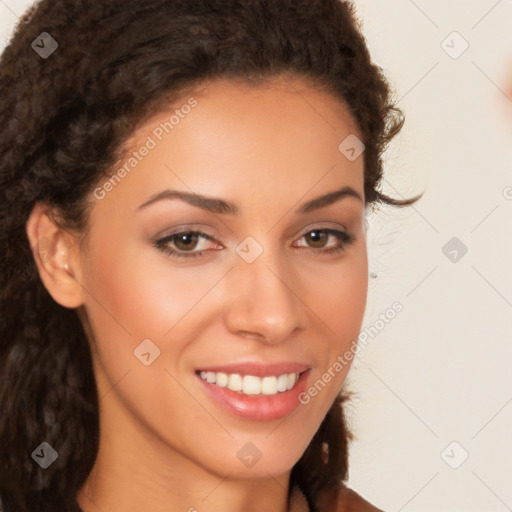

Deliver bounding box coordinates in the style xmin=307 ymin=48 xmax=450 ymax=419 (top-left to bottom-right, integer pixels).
xmin=157 ymin=226 xmax=349 ymax=247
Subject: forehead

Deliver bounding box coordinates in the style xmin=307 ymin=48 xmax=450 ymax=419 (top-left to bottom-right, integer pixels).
xmin=89 ymin=76 xmax=364 ymax=220
xmin=122 ymin=75 xmax=361 ymax=160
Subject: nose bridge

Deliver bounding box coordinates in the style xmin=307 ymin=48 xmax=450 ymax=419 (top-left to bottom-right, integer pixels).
xmin=224 ymin=242 xmax=303 ymax=343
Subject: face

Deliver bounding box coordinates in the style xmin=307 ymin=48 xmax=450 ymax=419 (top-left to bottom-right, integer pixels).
xmin=73 ymin=76 xmax=368 ymax=479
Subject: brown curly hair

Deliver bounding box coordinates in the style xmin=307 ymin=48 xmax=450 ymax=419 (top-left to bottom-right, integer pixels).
xmin=0 ymin=1 xmax=420 ymax=511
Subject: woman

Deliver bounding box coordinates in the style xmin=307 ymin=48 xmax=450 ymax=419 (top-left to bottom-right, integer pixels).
xmin=0 ymin=1 xmax=420 ymax=511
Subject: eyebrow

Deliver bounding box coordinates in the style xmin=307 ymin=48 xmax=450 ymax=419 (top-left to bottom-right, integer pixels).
xmin=136 ymin=185 xmax=363 ymax=215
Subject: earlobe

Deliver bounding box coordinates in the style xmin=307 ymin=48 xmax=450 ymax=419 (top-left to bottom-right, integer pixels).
xmin=25 ymin=202 xmax=85 ymax=309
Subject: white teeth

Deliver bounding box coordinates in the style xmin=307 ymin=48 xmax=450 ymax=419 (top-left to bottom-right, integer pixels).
xmin=243 ymin=375 xmax=261 ymax=395
xmin=228 ymin=373 xmax=243 ymax=391
xmin=276 ymin=374 xmax=289 ymax=392
xmin=261 ymin=376 xmax=277 ymax=395
xmin=216 ymin=372 xmax=228 ymax=387
xmin=199 ymin=371 xmax=301 ymax=395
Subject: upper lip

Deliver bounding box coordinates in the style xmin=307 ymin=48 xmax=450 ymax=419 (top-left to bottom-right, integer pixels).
xmin=196 ymin=362 xmax=311 ymax=377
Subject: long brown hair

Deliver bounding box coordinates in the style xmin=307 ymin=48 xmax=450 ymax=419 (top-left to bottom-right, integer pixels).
xmin=0 ymin=1 xmax=420 ymax=510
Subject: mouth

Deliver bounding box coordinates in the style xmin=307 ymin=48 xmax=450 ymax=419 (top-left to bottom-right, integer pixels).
xmin=194 ymin=363 xmax=312 ymax=421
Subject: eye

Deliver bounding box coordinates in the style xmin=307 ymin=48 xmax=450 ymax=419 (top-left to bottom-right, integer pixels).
xmin=293 ymin=228 xmax=355 ymax=255
xmin=154 ymin=227 xmax=355 ymax=260
xmin=153 ymin=231 xmax=219 ymax=259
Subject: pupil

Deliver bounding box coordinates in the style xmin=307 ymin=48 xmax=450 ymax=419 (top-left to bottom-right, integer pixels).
xmin=176 ymin=233 xmax=197 ymax=250
xmin=308 ymin=230 xmax=326 ymax=247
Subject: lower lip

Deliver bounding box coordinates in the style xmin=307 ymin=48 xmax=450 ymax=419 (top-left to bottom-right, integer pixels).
xmin=196 ymin=370 xmax=311 ymax=421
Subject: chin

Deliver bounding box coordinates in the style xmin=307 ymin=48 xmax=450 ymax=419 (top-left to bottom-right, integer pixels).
xmin=195 ymin=439 xmax=308 ymax=480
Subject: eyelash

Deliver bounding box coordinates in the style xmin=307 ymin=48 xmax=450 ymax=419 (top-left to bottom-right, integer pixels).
xmin=154 ymin=228 xmax=355 ymax=260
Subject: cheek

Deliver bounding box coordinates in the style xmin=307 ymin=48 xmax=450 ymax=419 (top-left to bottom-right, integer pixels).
xmin=301 ymin=245 xmax=368 ymax=409
xmin=82 ymin=235 xmax=214 ymax=340
xmin=297 ymin=253 xmax=367 ymax=422
xmin=80 ymin=235 xmax=230 ymax=395
xmin=307 ymin=247 xmax=368 ymax=343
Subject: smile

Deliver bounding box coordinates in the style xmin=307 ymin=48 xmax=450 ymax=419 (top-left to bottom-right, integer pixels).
xmin=195 ymin=363 xmax=312 ymax=421
xmin=198 ymin=371 xmax=299 ymax=396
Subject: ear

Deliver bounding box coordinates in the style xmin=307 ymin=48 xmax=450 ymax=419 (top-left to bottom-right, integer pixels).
xmin=25 ymin=202 xmax=85 ymax=308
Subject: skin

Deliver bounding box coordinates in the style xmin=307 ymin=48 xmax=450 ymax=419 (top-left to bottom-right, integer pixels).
xmin=26 ymin=76 xmax=368 ymax=512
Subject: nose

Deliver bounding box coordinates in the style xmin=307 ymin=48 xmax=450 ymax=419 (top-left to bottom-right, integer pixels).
xmin=223 ymin=252 xmax=305 ymax=344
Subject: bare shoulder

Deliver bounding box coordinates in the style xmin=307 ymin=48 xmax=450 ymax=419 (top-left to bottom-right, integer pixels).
xmin=318 ymin=484 xmax=385 ymax=512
